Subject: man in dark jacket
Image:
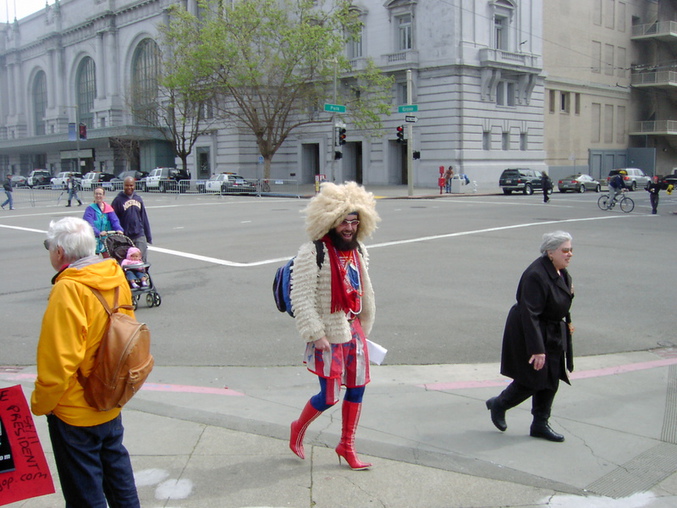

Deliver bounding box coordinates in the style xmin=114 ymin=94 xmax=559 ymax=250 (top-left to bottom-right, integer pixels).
xmin=112 ymin=177 xmax=153 ymax=262
xmin=1 ymin=174 xmax=13 ymax=210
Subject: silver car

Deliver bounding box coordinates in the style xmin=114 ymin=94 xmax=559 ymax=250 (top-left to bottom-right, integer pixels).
xmin=607 ymin=168 xmax=651 ymax=191
xmin=557 ymin=174 xmax=601 ymax=193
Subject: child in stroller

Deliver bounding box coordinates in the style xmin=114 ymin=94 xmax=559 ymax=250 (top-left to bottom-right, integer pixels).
xmin=103 ymin=233 xmax=161 ymax=308
xmin=121 ymin=247 xmax=149 ymax=289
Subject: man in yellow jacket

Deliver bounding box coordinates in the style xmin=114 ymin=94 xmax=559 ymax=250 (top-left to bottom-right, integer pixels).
xmin=32 ymin=217 xmax=140 ymax=507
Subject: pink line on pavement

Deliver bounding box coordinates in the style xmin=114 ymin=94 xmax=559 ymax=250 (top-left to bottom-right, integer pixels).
xmin=0 ymin=373 xmax=245 ymax=396
xmin=419 ymin=357 xmax=677 ymax=391
xmin=142 ymin=383 xmax=244 ymax=396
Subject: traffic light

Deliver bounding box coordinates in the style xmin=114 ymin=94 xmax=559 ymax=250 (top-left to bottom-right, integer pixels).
xmin=334 ymin=150 xmax=343 ymax=160
xmin=79 ymin=123 xmax=87 ymax=140
xmin=396 ymin=125 xmax=404 ymax=143
xmin=338 ymin=127 xmax=347 ymax=145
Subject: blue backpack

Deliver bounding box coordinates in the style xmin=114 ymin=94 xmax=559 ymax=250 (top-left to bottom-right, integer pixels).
xmin=273 ymin=240 xmax=324 ymax=317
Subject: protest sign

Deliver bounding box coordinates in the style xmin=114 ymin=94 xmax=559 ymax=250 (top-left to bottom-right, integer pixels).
xmin=0 ymin=385 xmax=54 ymax=506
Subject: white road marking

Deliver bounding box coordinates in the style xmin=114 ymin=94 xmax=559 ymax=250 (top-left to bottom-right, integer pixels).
xmin=1 ymin=213 xmax=637 ymax=268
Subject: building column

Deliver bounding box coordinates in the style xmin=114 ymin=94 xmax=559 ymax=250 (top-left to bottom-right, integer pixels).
xmin=96 ymin=31 xmax=107 ymax=100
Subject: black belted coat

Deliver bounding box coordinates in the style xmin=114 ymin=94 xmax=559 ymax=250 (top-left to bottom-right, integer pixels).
xmin=500 ymin=255 xmax=574 ymax=391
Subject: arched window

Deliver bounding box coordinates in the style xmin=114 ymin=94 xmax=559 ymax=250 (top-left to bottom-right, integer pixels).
xmin=131 ymin=39 xmax=161 ymax=125
xmin=76 ymin=57 xmax=97 ymax=128
xmin=33 ymin=71 xmax=47 ymax=136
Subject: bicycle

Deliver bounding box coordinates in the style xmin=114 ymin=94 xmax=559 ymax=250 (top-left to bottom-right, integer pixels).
xmin=597 ymin=190 xmax=634 ymax=213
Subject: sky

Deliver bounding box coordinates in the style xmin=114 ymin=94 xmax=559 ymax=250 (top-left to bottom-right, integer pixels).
xmin=1 ymin=0 xmax=53 ymax=23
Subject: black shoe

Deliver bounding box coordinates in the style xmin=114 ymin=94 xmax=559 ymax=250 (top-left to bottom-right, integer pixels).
xmin=486 ymin=397 xmax=507 ymax=432
xmin=530 ymin=422 xmax=564 ymax=442
xmin=65 ymin=204 xmax=71 ymax=207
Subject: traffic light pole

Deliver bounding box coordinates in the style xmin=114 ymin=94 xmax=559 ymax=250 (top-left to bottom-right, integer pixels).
xmin=406 ymin=70 xmax=414 ymax=197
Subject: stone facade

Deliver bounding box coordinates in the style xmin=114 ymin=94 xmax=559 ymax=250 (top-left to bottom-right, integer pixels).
xmin=0 ymin=0 xmax=546 ymax=189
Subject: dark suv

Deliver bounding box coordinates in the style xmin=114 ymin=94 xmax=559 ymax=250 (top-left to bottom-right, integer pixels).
xmin=499 ymin=168 xmax=544 ymax=195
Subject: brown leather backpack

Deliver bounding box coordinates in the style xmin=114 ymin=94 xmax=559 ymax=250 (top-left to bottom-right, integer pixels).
xmin=78 ymin=286 xmax=154 ymax=411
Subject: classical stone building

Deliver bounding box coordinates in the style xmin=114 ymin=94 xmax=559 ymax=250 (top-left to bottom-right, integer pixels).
xmin=0 ymin=0 xmax=546 ymax=189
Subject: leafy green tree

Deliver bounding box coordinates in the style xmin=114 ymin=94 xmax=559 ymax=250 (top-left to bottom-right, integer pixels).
xmin=163 ymin=0 xmax=393 ymax=178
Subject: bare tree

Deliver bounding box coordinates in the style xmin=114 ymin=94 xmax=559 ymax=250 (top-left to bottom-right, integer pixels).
xmin=163 ymin=0 xmax=393 ymax=178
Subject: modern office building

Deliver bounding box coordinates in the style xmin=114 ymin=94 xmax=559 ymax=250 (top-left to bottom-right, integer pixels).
xmin=0 ymin=0 xmax=546 ymax=189
xmin=543 ymin=0 xmax=677 ymax=181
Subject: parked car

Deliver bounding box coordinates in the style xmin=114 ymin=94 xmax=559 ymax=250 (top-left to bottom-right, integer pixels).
xmin=9 ymin=174 xmax=28 ymax=187
xmin=606 ymin=168 xmax=651 ymax=191
xmin=51 ymin=171 xmax=83 ymax=189
xmin=80 ymin=172 xmax=116 ymax=191
xmin=105 ymin=170 xmax=149 ymax=192
xmin=145 ymin=167 xmax=190 ymax=192
xmin=499 ymin=168 xmax=544 ymax=195
xmin=662 ymin=168 xmax=677 ymax=188
xmin=557 ymin=174 xmax=601 ymax=193
xmin=27 ymin=169 xmax=52 ymax=188
xmin=204 ymin=173 xmax=256 ymax=194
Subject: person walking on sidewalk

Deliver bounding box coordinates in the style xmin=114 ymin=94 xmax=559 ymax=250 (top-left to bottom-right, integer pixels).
xmin=486 ymin=231 xmax=575 ymax=442
xmin=65 ymin=174 xmax=83 ymax=207
xmin=289 ymin=181 xmax=380 ymax=470
xmin=31 ymin=217 xmax=141 ymax=507
xmin=1 ymin=174 xmax=14 ymax=210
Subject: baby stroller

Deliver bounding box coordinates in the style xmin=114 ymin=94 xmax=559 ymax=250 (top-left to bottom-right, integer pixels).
xmin=103 ymin=233 xmax=162 ymax=309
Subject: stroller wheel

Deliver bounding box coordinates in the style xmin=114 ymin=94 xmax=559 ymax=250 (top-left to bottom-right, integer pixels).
xmin=133 ymin=295 xmax=138 ymax=311
xmin=146 ymin=293 xmax=155 ymax=307
xmin=153 ymin=292 xmax=162 ymax=307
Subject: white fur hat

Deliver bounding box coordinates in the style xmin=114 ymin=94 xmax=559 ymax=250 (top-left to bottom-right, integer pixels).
xmin=303 ymin=181 xmax=380 ymax=242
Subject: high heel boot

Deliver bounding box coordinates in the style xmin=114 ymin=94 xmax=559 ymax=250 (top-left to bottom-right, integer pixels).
xmin=335 ymin=400 xmax=372 ymax=470
xmin=289 ymin=401 xmax=322 ymax=459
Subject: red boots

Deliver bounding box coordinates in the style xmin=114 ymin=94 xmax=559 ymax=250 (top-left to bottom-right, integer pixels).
xmin=335 ymin=401 xmax=372 ymax=470
xmin=289 ymin=401 xmax=322 ymax=459
xmin=290 ymin=399 xmax=372 ymax=470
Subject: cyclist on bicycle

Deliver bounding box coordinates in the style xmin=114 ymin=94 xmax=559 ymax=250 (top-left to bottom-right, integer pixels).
xmin=608 ymin=170 xmax=627 ymax=207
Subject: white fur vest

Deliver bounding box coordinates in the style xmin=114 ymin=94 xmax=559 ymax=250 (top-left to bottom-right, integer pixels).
xmin=290 ymin=240 xmax=375 ymax=343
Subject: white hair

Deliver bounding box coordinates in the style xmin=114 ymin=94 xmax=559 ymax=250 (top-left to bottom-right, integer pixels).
xmin=46 ymin=217 xmax=96 ymax=262
xmin=540 ymin=230 xmax=572 ymax=255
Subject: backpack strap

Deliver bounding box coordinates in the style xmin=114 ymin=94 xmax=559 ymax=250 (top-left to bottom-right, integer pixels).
xmin=87 ymin=286 xmax=134 ymax=314
xmin=77 ymin=286 xmax=132 ymax=387
xmin=313 ymin=239 xmax=325 ymax=268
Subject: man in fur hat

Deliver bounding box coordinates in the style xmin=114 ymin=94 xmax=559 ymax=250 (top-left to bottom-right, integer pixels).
xmin=288 ymin=181 xmax=380 ymax=470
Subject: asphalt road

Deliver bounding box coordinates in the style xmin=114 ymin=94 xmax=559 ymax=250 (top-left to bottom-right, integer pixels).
xmin=1 ymin=188 xmax=674 ymax=369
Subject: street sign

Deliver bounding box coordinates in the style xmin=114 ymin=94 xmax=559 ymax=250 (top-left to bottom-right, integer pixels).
xmin=398 ymin=104 xmax=418 ymax=113
xmin=405 ymin=115 xmax=418 ymax=123
xmin=324 ymin=103 xmax=346 ymax=113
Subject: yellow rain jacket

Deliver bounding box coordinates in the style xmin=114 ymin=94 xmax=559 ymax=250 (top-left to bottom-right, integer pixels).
xmin=31 ymin=256 xmax=134 ymax=426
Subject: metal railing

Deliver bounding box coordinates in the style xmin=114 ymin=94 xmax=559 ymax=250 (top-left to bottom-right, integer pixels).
xmin=630 ymin=120 xmax=677 ymax=135
xmin=631 ymin=70 xmax=677 ymax=86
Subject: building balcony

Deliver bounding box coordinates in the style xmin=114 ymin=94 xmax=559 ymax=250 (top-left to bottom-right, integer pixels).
xmin=631 ymin=70 xmax=677 ymax=89
xmin=631 ymin=21 xmax=677 ymax=42
xmin=380 ymin=50 xmax=420 ymax=71
xmin=629 ymin=120 xmax=677 ymax=136
xmin=478 ymin=48 xmax=541 ymax=73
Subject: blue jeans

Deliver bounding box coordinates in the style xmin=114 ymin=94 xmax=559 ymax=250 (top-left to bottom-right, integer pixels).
xmin=47 ymin=414 xmax=140 ymax=508
xmin=1 ymin=190 xmax=12 ymax=209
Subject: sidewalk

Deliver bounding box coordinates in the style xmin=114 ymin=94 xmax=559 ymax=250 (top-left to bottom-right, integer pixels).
xmin=3 ymin=349 xmax=677 ymax=507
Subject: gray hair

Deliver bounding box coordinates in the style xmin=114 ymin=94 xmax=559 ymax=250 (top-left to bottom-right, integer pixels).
xmin=540 ymin=230 xmax=572 ymax=255
xmin=46 ymin=217 xmax=96 ymax=262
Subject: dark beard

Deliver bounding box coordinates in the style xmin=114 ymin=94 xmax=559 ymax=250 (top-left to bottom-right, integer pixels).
xmin=328 ymin=229 xmax=359 ymax=251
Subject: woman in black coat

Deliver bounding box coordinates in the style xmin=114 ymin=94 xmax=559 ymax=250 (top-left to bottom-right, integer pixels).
xmin=486 ymin=231 xmax=575 ymax=442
